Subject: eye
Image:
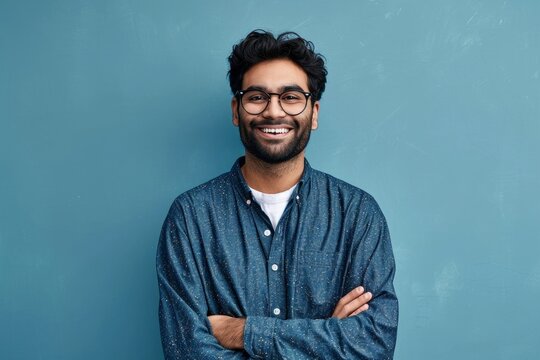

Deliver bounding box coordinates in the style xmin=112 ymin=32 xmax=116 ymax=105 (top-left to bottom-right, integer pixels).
xmin=281 ymin=91 xmax=303 ymax=102
xmin=245 ymin=91 xmax=268 ymax=103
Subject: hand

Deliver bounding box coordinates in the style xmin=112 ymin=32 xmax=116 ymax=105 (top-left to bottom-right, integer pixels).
xmin=332 ymin=286 xmax=372 ymax=319
xmin=208 ymin=315 xmax=245 ymax=350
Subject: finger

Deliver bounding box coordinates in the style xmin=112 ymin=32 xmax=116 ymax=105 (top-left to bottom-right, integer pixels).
xmin=332 ymin=286 xmax=365 ymax=317
xmin=349 ymin=304 xmax=369 ymax=317
xmin=334 ymin=286 xmax=365 ymax=312
xmin=337 ymin=291 xmax=372 ymax=318
xmin=345 ymin=291 xmax=372 ymax=313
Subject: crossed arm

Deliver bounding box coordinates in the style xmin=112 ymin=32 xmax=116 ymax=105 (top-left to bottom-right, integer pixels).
xmin=158 ymin=198 xmax=398 ymax=359
xmin=208 ymin=286 xmax=373 ymax=349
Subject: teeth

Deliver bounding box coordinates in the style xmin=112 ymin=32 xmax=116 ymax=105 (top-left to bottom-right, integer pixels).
xmin=262 ymin=128 xmax=290 ymax=134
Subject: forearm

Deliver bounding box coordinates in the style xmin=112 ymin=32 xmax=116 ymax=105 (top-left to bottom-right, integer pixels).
xmin=243 ymin=296 xmax=398 ymax=359
xmin=208 ymin=315 xmax=246 ymax=350
xmin=159 ymin=294 xmax=250 ymax=359
xmin=157 ymin=204 xmax=250 ymax=359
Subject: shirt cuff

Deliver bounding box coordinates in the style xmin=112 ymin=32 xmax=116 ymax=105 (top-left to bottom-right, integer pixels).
xmin=243 ymin=316 xmax=276 ymax=359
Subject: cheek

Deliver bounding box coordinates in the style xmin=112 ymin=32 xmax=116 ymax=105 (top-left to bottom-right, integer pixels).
xmin=237 ymin=114 xmax=253 ymax=132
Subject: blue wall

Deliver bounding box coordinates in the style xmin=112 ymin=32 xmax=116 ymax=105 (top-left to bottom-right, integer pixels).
xmin=1 ymin=1 xmax=539 ymax=359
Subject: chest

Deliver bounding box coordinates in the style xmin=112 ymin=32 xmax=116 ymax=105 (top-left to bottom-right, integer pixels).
xmin=193 ymin=203 xmax=352 ymax=319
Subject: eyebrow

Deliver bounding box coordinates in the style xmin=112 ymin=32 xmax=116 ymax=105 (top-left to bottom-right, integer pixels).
xmin=244 ymin=84 xmax=308 ymax=93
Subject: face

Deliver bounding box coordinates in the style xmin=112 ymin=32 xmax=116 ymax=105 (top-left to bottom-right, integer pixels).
xmin=232 ymin=59 xmax=319 ymax=164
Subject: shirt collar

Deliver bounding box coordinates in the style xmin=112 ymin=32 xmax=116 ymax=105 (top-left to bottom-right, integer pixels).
xmin=231 ymin=156 xmax=312 ymax=202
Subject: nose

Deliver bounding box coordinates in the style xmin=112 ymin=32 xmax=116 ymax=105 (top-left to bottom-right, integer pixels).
xmin=262 ymin=95 xmax=286 ymax=118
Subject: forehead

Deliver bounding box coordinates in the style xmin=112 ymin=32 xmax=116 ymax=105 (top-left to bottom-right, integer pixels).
xmin=242 ymin=59 xmax=309 ymax=91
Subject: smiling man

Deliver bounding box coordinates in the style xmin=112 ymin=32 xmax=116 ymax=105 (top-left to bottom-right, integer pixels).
xmin=157 ymin=30 xmax=398 ymax=359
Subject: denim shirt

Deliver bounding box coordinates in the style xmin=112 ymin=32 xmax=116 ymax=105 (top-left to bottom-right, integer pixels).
xmin=157 ymin=157 xmax=398 ymax=359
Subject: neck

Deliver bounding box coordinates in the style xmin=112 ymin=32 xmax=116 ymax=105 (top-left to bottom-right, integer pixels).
xmin=241 ymin=152 xmax=305 ymax=194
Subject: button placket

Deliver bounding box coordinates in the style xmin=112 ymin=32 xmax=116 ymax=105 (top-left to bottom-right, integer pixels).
xmin=267 ymin=224 xmax=286 ymax=319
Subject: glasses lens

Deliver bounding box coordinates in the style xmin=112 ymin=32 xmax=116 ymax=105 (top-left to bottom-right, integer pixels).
xmin=241 ymin=90 xmax=308 ymax=115
xmin=241 ymin=90 xmax=269 ymax=115
xmin=279 ymin=91 xmax=307 ymax=115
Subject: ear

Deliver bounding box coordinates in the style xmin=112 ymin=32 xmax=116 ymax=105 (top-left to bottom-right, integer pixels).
xmin=231 ymin=97 xmax=240 ymax=127
xmin=310 ymin=101 xmax=320 ymax=130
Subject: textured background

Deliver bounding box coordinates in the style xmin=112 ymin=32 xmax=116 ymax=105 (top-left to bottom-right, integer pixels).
xmin=1 ymin=0 xmax=539 ymax=358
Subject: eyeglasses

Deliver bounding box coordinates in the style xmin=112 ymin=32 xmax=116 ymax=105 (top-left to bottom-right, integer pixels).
xmin=236 ymin=89 xmax=312 ymax=116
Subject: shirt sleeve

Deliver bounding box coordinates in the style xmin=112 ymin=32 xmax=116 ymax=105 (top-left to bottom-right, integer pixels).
xmin=243 ymin=194 xmax=399 ymax=359
xmin=156 ymin=200 xmax=249 ymax=359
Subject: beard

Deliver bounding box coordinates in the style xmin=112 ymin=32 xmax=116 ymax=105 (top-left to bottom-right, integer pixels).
xmin=237 ymin=110 xmax=313 ymax=164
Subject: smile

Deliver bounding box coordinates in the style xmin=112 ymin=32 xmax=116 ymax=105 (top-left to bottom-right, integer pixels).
xmin=261 ymin=128 xmax=291 ymax=134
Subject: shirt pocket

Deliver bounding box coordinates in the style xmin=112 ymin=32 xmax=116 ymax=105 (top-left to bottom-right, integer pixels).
xmin=295 ymin=250 xmax=345 ymax=318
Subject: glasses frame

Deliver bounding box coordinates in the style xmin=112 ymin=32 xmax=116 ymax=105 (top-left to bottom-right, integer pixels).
xmin=235 ymin=89 xmax=313 ymax=116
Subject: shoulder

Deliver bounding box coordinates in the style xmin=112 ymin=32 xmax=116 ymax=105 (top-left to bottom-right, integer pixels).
xmin=310 ymin=168 xmax=375 ymax=202
xmin=309 ymin=168 xmax=385 ymax=218
xmin=171 ymin=171 xmax=234 ymax=211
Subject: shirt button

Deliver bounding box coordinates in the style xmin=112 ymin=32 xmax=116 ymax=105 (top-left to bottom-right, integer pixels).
xmin=273 ymin=308 xmax=281 ymax=316
xmin=246 ymin=199 xmax=251 ymax=205
xmin=296 ymin=195 xmax=300 ymax=200
xmin=271 ymin=264 xmax=278 ymax=271
xmin=263 ymin=229 xmax=271 ymax=236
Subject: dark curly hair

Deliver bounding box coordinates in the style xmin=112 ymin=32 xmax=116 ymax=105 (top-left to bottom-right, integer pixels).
xmin=228 ymin=30 xmax=327 ymax=102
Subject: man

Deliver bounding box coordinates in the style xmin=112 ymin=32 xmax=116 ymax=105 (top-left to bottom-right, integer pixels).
xmin=157 ymin=30 xmax=398 ymax=359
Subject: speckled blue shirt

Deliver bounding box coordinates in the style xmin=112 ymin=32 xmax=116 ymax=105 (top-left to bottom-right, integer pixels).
xmin=157 ymin=157 xmax=398 ymax=359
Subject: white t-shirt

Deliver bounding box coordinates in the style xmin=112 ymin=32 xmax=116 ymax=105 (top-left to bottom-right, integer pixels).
xmin=249 ymin=184 xmax=297 ymax=229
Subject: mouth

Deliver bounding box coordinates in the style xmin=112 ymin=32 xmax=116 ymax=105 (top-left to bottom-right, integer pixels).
xmin=255 ymin=126 xmax=293 ymax=138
